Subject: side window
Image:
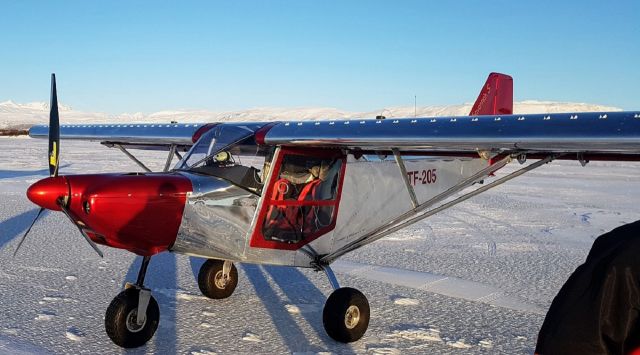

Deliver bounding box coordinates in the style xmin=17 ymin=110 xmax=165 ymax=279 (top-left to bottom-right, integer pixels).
xmin=250 ymin=149 xmax=346 ymax=249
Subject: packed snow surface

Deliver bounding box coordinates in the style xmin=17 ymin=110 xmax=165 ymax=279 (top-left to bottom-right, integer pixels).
xmin=0 ymin=137 xmax=639 ymax=354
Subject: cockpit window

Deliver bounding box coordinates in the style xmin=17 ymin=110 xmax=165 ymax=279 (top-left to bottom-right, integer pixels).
xmin=249 ymin=148 xmax=347 ymax=250
xmin=177 ymin=125 xmax=255 ymax=169
xmin=176 ymin=124 xmax=270 ymax=193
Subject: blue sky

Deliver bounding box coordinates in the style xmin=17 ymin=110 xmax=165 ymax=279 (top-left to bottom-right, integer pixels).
xmin=1 ymin=1 xmax=638 ymax=113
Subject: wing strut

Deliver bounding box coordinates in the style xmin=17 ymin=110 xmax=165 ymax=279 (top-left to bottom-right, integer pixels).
xmin=163 ymin=144 xmax=178 ymax=172
xmin=392 ymin=149 xmax=419 ymax=209
xmin=107 ymin=143 xmax=184 ymax=173
xmin=114 ymin=144 xmax=153 ymax=172
xmin=321 ymin=153 xmax=558 ymax=264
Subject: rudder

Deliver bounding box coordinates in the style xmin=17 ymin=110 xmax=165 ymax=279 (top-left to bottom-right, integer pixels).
xmin=469 ymin=72 xmax=513 ymax=115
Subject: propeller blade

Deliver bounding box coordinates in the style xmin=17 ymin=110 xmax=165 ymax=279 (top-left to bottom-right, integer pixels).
xmin=49 ymin=73 xmax=60 ymax=177
xmin=13 ymin=208 xmax=46 ymax=256
xmin=58 ymin=203 xmax=104 ymax=258
xmin=79 ymin=231 xmax=105 ymax=258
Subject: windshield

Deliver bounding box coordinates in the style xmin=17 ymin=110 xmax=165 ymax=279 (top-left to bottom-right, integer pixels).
xmin=176 ymin=124 xmax=271 ymax=193
xmin=177 ymin=125 xmax=255 ymax=169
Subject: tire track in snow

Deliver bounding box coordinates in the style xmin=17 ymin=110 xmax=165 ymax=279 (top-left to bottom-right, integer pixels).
xmin=332 ymin=260 xmax=544 ymax=314
xmin=451 ymin=205 xmax=553 ymax=255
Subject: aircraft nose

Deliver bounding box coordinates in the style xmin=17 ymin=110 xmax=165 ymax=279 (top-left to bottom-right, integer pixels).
xmin=26 ymin=176 xmax=68 ymax=211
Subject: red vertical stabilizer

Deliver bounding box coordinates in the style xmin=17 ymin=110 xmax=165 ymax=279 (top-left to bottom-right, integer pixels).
xmin=469 ymin=72 xmax=513 ymax=115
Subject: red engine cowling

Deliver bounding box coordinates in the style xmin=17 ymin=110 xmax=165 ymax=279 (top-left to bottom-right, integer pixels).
xmin=27 ymin=173 xmax=192 ymax=256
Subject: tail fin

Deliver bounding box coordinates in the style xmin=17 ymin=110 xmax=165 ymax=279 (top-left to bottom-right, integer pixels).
xmin=469 ymin=72 xmax=513 ymax=115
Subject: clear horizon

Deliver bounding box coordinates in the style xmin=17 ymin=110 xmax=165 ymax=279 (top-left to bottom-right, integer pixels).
xmin=1 ymin=1 xmax=638 ymax=114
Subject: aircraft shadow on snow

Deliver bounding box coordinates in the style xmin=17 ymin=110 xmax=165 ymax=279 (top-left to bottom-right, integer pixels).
xmin=118 ymin=255 xmax=356 ymax=354
xmin=0 ymin=164 xmax=71 ymax=181
xmin=0 ymin=208 xmax=49 ymax=250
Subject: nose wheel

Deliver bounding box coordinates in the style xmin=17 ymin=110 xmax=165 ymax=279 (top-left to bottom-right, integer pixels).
xmin=105 ymin=287 xmax=160 ymax=348
xmin=105 ymin=256 xmax=160 ymax=348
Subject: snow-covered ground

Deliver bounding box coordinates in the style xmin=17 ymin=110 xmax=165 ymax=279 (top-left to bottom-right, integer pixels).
xmin=1 ymin=137 xmax=638 ymax=354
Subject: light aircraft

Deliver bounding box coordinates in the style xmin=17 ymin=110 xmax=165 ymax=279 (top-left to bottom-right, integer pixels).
xmin=12 ymin=73 xmax=640 ymax=348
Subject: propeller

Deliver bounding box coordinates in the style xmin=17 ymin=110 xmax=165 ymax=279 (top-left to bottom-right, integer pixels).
xmin=12 ymin=208 xmax=46 ymax=257
xmin=14 ymin=74 xmax=103 ymax=258
xmin=59 ymin=200 xmax=104 ymax=258
xmin=13 ymin=74 xmax=59 ymax=256
xmin=49 ymin=73 xmax=60 ymax=177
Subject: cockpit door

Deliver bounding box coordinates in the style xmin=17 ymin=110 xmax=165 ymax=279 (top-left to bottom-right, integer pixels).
xmin=250 ymin=147 xmax=346 ymax=250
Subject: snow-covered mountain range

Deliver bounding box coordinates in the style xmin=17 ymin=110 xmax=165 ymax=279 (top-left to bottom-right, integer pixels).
xmin=0 ymin=100 xmax=622 ymax=130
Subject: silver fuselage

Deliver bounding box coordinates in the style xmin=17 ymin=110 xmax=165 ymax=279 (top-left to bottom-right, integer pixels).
xmin=171 ymin=149 xmax=489 ymax=267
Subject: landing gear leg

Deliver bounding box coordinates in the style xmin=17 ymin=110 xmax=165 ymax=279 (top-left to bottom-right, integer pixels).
xmin=105 ymin=256 xmax=160 ymax=348
xmin=320 ymin=265 xmax=370 ymax=343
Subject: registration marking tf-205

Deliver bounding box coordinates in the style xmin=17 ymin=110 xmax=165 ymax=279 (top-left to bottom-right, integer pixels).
xmin=406 ymin=169 xmax=437 ymax=186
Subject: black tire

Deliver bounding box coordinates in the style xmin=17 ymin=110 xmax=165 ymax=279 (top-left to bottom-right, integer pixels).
xmin=198 ymin=259 xmax=238 ymax=299
xmin=323 ymin=287 xmax=370 ymax=343
xmin=105 ymin=288 xmax=159 ymax=348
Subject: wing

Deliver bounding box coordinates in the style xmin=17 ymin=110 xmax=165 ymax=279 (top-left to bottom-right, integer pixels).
xmin=28 ymin=111 xmax=640 ymax=158
xmin=279 ymin=111 xmax=639 ymax=264
xmin=261 ymin=111 xmax=640 ymax=159
xmin=29 ymin=123 xmax=213 ymax=151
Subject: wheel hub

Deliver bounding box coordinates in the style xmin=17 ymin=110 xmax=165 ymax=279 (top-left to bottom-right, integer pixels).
xmin=214 ymin=270 xmax=228 ymax=289
xmin=344 ymin=305 xmax=360 ymax=329
xmin=125 ymin=309 xmax=146 ymax=333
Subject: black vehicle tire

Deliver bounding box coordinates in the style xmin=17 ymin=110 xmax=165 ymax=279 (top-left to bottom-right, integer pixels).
xmin=198 ymin=259 xmax=238 ymax=299
xmin=105 ymin=288 xmax=159 ymax=348
xmin=323 ymin=287 xmax=370 ymax=343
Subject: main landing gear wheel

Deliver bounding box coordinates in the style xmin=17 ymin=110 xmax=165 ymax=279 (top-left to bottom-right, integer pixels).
xmin=105 ymin=288 xmax=160 ymax=348
xmin=323 ymin=287 xmax=370 ymax=343
xmin=198 ymin=259 xmax=238 ymax=299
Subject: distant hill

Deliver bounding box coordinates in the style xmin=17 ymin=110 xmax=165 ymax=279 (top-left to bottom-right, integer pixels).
xmin=0 ymin=100 xmax=622 ymax=132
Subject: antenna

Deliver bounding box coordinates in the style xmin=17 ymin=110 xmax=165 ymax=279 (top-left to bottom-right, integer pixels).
xmin=377 ymin=108 xmax=387 ymax=120
xmin=414 ymin=95 xmax=417 ymax=118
